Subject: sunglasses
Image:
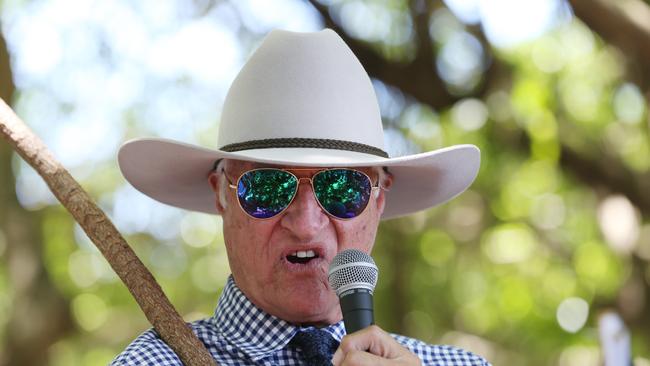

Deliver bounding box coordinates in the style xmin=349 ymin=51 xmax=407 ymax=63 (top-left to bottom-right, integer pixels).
xmin=221 ymin=167 xmax=383 ymax=220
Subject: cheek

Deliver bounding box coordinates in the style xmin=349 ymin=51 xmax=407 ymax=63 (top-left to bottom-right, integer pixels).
xmin=335 ymin=210 xmax=380 ymax=252
xmin=222 ymin=211 xmax=254 ymax=262
xmin=223 ymin=210 xmax=277 ymax=261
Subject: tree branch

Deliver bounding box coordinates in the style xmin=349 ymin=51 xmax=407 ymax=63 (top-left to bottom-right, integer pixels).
xmin=568 ymin=0 xmax=650 ymax=89
xmin=559 ymin=138 xmax=650 ymax=213
xmin=0 ymin=99 xmax=217 ymax=366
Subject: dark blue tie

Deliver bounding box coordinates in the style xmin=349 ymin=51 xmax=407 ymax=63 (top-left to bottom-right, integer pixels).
xmin=290 ymin=329 xmax=339 ymax=366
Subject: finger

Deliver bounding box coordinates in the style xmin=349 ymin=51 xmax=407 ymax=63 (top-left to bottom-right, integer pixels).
xmin=333 ymin=348 xmax=343 ymax=365
xmin=339 ymin=349 xmax=391 ymax=366
xmin=338 ymin=325 xmax=403 ymax=359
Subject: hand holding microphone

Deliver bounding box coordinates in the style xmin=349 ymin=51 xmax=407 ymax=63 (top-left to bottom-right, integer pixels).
xmin=328 ymin=249 xmax=422 ymax=366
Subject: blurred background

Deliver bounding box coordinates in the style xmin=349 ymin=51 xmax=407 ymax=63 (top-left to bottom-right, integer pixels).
xmin=0 ymin=0 xmax=649 ymax=365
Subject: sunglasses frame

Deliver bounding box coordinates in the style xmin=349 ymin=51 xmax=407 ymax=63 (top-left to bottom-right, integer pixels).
xmin=221 ymin=167 xmax=384 ymax=220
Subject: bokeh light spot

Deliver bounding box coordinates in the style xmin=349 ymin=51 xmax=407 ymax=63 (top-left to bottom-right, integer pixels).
xmin=613 ymin=83 xmax=646 ymax=125
xmin=531 ymin=37 xmax=565 ymax=73
xmin=82 ymin=348 xmax=115 ymax=366
xmin=72 ymin=293 xmax=108 ymax=331
xmin=338 ymin=1 xmax=398 ymax=43
xmin=457 ymin=301 xmax=496 ymax=334
xmin=556 ymin=297 xmax=589 ymax=333
xmin=558 ymin=345 xmax=600 ymax=366
xmin=530 ymin=193 xmax=565 ymax=230
xmin=452 ymin=270 xmax=488 ymax=306
xmin=597 ymin=195 xmax=639 ymax=254
xmin=486 ymin=90 xmax=512 ymax=122
xmin=429 ymin=8 xmax=464 ymax=44
xmin=478 ymin=0 xmax=569 ymax=48
xmin=561 ymin=81 xmax=600 ymax=123
xmin=420 ymin=230 xmax=456 ymax=266
xmin=191 ymin=253 xmax=231 ymax=293
xmin=482 ymin=223 xmax=537 ymax=263
xmin=180 ymin=212 xmax=221 ymax=248
xmin=150 ymin=243 xmax=188 ymax=278
xmin=436 ymin=31 xmax=484 ymax=93
xmin=452 ymin=98 xmax=488 ymax=131
xmin=68 ymin=250 xmax=100 ymax=288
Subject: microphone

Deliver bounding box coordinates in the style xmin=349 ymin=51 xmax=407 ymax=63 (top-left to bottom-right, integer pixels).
xmin=328 ymin=249 xmax=378 ymax=334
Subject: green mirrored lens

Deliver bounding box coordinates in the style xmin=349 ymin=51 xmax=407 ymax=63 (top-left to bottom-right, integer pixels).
xmin=237 ymin=169 xmax=297 ymax=218
xmin=313 ymin=169 xmax=372 ymax=219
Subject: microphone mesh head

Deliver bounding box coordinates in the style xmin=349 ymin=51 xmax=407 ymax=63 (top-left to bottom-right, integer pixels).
xmin=328 ymin=249 xmax=378 ymax=296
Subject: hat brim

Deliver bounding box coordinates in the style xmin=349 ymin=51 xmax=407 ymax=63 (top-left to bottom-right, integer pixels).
xmin=118 ymin=138 xmax=480 ymax=220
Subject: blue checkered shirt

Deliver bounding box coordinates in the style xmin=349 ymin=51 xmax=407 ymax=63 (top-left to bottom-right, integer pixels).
xmin=111 ymin=276 xmax=490 ymax=365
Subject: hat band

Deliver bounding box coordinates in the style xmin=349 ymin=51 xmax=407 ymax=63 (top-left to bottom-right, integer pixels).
xmin=220 ymin=138 xmax=389 ymax=158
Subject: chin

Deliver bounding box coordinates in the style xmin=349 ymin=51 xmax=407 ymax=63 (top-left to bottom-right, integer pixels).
xmin=280 ymin=286 xmax=340 ymax=325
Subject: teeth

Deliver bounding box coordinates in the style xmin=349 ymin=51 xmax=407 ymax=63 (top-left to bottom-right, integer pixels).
xmin=290 ymin=250 xmax=316 ymax=258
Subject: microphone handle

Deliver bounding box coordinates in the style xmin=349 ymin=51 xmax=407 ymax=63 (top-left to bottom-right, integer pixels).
xmin=340 ymin=288 xmax=374 ymax=333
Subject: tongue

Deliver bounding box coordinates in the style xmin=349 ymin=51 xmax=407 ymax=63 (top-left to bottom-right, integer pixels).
xmin=287 ymin=255 xmax=314 ymax=264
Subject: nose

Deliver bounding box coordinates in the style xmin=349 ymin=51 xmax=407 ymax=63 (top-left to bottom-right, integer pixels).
xmin=280 ymin=180 xmax=329 ymax=240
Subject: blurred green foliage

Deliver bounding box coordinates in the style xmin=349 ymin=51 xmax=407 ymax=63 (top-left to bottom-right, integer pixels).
xmin=1 ymin=1 xmax=650 ymax=365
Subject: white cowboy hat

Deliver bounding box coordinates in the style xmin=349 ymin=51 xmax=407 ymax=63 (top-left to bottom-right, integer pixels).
xmin=118 ymin=28 xmax=480 ymax=220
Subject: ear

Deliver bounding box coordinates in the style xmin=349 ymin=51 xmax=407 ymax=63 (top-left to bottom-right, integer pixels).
xmin=375 ymin=189 xmax=387 ymax=216
xmin=208 ymin=171 xmax=227 ymax=215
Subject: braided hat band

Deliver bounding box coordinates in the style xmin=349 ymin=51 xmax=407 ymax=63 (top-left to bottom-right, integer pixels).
xmin=220 ymin=138 xmax=389 ymax=158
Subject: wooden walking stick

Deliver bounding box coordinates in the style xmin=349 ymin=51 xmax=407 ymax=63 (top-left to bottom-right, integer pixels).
xmin=0 ymin=98 xmax=217 ymax=366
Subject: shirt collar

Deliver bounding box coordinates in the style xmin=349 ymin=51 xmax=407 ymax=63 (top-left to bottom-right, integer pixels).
xmin=212 ymin=276 xmax=346 ymax=361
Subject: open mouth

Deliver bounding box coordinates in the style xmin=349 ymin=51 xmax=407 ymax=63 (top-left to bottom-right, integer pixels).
xmin=286 ymin=250 xmax=319 ymax=264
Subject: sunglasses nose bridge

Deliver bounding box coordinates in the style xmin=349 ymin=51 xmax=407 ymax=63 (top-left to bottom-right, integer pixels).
xmin=294 ymin=177 xmax=318 ymax=202
xmin=295 ymin=177 xmax=314 ymax=185
xmin=283 ymin=177 xmax=329 ymax=230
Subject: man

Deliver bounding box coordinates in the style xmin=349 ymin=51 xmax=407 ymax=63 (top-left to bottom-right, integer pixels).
xmin=113 ymin=29 xmax=489 ymax=365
